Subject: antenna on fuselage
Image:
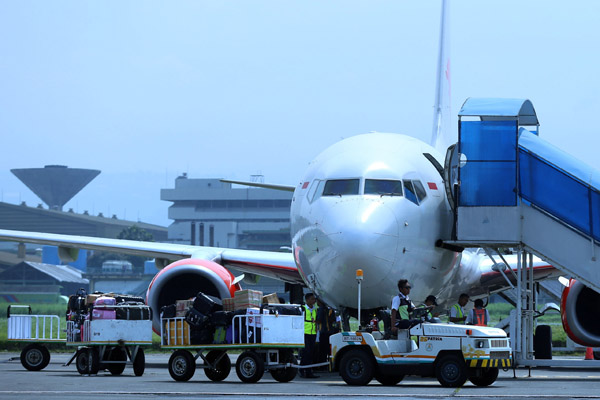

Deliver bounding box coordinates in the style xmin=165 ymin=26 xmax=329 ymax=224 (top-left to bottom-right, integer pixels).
xmin=430 ymin=0 xmax=451 ymax=153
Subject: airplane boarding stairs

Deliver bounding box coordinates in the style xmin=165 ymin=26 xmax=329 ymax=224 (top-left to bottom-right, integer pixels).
xmin=443 ymin=98 xmax=600 ymax=366
xmin=445 ymin=98 xmax=600 ymax=294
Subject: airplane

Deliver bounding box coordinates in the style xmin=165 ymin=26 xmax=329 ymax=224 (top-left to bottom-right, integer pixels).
xmin=0 ymin=0 xmax=598 ymax=348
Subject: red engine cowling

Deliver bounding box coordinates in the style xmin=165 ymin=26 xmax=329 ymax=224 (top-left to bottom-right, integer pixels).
xmin=146 ymin=259 xmax=241 ymax=334
xmin=561 ymin=279 xmax=600 ymax=347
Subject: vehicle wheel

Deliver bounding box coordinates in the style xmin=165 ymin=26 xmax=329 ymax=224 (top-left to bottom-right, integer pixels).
xmin=107 ymin=347 xmax=127 ymax=376
xmin=468 ymin=367 xmax=499 ymax=386
xmin=435 ymin=354 xmax=467 ymax=388
xmin=339 ymin=349 xmax=374 ymax=386
xmin=204 ymin=350 xmax=231 ymax=382
xmin=20 ymin=344 xmax=50 ymax=371
xmin=168 ymin=350 xmax=196 ymax=381
xmin=133 ymin=348 xmax=145 ymax=377
xmin=236 ymin=351 xmax=265 ymax=383
xmin=76 ymin=348 xmax=100 ymax=375
xmin=375 ymin=372 xmax=404 ymax=386
xmin=270 ymin=350 xmax=297 ymax=383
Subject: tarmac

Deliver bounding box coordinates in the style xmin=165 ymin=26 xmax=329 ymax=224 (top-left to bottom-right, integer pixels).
xmin=1 ymin=352 xmax=600 ymax=400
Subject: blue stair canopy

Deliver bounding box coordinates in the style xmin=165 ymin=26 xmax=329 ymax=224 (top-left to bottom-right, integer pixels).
xmin=519 ymin=129 xmax=600 ymax=242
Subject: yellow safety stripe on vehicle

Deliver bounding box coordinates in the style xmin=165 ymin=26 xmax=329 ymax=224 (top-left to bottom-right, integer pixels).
xmin=468 ymin=359 xmax=511 ymax=368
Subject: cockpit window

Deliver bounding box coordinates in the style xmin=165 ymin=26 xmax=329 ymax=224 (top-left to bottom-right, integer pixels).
xmin=413 ymin=180 xmax=427 ymax=203
xmin=322 ymin=179 xmax=360 ymax=196
xmin=403 ymin=180 xmax=419 ymax=205
xmin=364 ymin=179 xmax=403 ymax=196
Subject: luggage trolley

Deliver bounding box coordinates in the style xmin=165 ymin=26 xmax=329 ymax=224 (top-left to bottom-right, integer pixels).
xmin=161 ymin=307 xmax=305 ymax=383
xmin=6 ymin=305 xmax=65 ymax=371
xmin=64 ymin=303 xmax=153 ymax=376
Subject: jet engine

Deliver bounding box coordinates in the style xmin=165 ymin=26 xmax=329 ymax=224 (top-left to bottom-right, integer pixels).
xmin=146 ymin=258 xmax=241 ymax=333
xmin=560 ymin=279 xmax=600 ymax=347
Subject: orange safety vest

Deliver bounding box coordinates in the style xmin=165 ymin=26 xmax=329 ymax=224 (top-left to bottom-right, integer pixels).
xmin=473 ymin=308 xmax=487 ymax=326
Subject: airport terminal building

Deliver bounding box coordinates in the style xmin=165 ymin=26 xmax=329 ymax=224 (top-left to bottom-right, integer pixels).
xmin=161 ymin=175 xmax=293 ymax=251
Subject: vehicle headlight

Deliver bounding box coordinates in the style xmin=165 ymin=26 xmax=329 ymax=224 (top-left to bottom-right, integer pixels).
xmin=475 ymin=340 xmax=486 ymax=349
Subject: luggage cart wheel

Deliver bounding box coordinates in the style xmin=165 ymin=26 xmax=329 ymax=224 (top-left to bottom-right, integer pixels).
xmin=76 ymin=348 xmax=100 ymax=375
xmin=204 ymin=350 xmax=231 ymax=382
xmin=236 ymin=351 xmax=265 ymax=383
xmin=133 ymin=348 xmax=145 ymax=377
xmin=168 ymin=350 xmax=196 ymax=381
xmin=20 ymin=344 xmax=51 ymax=371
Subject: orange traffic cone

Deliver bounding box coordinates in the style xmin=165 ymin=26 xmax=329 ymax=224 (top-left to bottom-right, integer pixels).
xmin=585 ymin=347 xmax=594 ymax=360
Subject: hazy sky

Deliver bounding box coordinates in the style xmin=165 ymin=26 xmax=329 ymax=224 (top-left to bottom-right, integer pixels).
xmin=1 ymin=1 xmax=599 ymax=227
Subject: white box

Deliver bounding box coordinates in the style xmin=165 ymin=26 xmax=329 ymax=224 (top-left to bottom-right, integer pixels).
xmin=261 ymin=315 xmax=304 ymax=345
xmin=86 ymin=319 xmax=152 ymax=343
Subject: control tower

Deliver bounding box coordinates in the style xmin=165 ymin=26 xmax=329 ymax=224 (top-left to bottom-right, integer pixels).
xmin=11 ymin=165 xmax=100 ymax=211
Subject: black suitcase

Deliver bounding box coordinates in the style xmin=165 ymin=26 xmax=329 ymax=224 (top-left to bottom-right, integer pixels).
xmin=211 ymin=311 xmax=233 ymax=326
xmin=185 ymin=308 xmax=210 ymax=329
xmin=190 ymin=327 xmax=214 ymax=345
xmin=116 ymin=305 xmax=152 ymax=320
xmin=161 ymin=304 xmax=176 ymax=318
xmin=260 ymin=304 xmax=302 ymax=316
xmin=115 ymin=295 xmax=145 ymax=304
xmin=193 ymin=292 xmax=223 ymax=315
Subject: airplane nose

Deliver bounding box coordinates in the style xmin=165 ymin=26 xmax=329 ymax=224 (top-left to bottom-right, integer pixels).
xmin=314 ymin=198 xmax=400 ymax=304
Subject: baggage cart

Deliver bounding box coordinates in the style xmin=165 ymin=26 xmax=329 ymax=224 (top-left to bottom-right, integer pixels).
xmin=64 ymin=303 xmax=153 ymax=376
xmin=6 ymin=305 xmax=65 ymax=371
xmin=161 ymin=311 xmax=309 ymax=383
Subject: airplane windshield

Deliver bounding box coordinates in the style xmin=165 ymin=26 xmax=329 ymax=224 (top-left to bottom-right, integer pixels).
xmin=364 ymin=179 xmax=403 ymax=196
xmin=322 ymin=179 xmax=360 ymax=196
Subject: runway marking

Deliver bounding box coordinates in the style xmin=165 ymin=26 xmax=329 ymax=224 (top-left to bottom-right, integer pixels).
xmin=0 ymin=392 xmax=600 ymax=398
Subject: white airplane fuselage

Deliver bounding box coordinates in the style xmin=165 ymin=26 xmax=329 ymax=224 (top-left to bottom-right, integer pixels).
xmin=291 ymin=132 xmax=464 ymax=310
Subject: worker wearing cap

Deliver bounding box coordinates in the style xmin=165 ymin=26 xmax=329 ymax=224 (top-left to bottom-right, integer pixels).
xmin=424 ymin=295 xmax=439 ymax=322
xmin=449 ymin=293 xmax=469 ymax=324
xmin=391 ymin=279 xmax=418 ymax=333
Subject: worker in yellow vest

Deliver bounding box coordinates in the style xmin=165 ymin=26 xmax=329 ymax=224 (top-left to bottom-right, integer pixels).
xmin=300 ymin=293 xmax=319 ymax=378
xmin=449 ymin=293 xmax=469 ymax=324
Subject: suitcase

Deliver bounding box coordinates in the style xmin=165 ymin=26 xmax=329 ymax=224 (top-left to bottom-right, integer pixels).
xmin=185 ymin=308 xmax=210 ymax=329
xmin=116 ymin=305 xmax=151 ymax=320
xmin=193 ymin=292 xmax=223 ymax=315
xmin=161 ymin=304 xmax=176 ymax=318
xmin=190 ymin=327 xmax=214 ymax=345
xmin=213 ymin=326 xmax=227 ymax=344
xmin=260 ymin=304 xmax=302 ymax=316
xmin=210 ymin=311 xmax=233 ymax=326
xmin=114 ymin=295 xmax=145 ymax=304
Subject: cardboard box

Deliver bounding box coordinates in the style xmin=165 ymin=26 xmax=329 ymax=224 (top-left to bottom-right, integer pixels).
xmin=234 ymin=289 xmax=262 ymax=310
xmin=166 ymin=319 xmax=190 ymax=346
xmin=262 ymin=293 xmax=279 ymax=304
xmin=222 ymin=298 xmax=234 ymax=312
xmin=86 ymin=294 xmax=102 ymax=305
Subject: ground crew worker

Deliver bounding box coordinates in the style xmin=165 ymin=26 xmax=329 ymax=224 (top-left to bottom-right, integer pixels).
xmin=300 ymin=293 xmax=319 ymax=378
xmin=449 ymin=293 xmax=469 ymax=324
xmin=391 ymin=279 xmax=418 ymax=333
xmin=467 ymin=299 xmax=490 ymax=326
xmin=424 ymin=295 xmax=440 ymax=322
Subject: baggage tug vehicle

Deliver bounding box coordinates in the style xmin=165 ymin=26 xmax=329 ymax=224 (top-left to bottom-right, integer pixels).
xmin=329 ymin=314 xmax=512 ymax=387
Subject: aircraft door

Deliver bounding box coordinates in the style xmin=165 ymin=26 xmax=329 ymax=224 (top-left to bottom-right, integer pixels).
xmin=444 ymin=143 xmax=459 ymax=212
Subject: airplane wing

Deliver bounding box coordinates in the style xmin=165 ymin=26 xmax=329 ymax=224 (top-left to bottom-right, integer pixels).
xmin=0 ymin=229 xmax=303 ymax=284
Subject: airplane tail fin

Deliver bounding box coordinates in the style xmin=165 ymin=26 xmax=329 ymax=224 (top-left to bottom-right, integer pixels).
xmin=430 ymin=0 xmax=451 ymax=153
